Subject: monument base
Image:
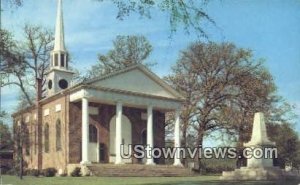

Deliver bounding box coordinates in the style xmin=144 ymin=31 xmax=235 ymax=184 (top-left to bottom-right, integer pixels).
xmin=220 ymin=167 xmax=284 ymax=180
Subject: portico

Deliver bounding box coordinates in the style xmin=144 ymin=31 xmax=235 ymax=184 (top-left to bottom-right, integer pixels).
xmin=69 ymin=64 xmax=185 ymax=166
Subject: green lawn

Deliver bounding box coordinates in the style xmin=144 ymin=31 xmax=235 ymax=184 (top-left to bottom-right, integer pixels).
xmin=1 ymin=175 xmax=298 ymax=185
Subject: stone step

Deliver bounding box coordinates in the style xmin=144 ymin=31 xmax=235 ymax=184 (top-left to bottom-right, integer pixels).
xmin=87 ymin=164 xmax=194 ymax=177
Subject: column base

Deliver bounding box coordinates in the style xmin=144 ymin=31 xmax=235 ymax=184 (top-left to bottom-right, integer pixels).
xmin=80 ymin=161 xmax=91 ymax=165
xmin=146 ymin=161 xmax=156 ymax=165
xmin=115 ymin=160 xmax=124 ymax=165
xmin=173 ymin=161 xmax=183 ymax=167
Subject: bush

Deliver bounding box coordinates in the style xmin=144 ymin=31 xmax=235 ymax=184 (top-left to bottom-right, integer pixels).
xmin=4 ymin=168 xmax=16 ymax=175
xmin=28 ymin=169 xmax=40 ymax=177
xmin=71 ymin=167 xmax=81 ymax=177
xmin=42 ymin=168 xmax=57 ymax=177
xmin=2 ymin=167 xmax=15 ymax=175
xmin=201 ymin=158 xmax=235 ymax=174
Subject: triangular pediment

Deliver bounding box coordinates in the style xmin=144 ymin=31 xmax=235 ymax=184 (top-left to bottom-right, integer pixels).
xmin=86 ymin=65 xmax=184 ymax=100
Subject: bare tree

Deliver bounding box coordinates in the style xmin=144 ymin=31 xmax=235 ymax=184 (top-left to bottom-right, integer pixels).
xmin=166 ymin=42 xmax=276 ymax=170
xmin=1 ymin=25 xmax=54 ymax=105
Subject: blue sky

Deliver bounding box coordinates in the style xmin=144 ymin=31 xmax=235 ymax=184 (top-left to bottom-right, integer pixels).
xmin=2 ymin=0 xmax=300 ymax=135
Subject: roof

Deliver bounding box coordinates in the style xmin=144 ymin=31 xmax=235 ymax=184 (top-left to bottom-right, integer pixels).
xmin=82 ymin=64 xmax=185 ymax=101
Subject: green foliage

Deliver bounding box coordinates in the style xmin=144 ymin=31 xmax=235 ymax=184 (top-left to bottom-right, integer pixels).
xmin=88 ymin=35 xmax=153 ymax=77
xmin=0 ymin=25 xmax=54 ymax=107
xmin=42 ymin=168 xmax=57 ymax=177
xmin=4 ymin=0 xmax=23 ymax=8
xmin=4 ymin=168 xmax=16 ymax=175
xmin=96 ymin=0 xmax=214 ymax=38
xmin=0 ymin=121 xmax=13 ymax=149
xmin=268 ymin=122 xmax=299 ymax=168
xmin=70 ymin=167 xmax=82 ymax=177
xmin=201 ymin=158 xmax=235 ymax=174
xmin=27 ymin=169 xmax=40 ymax=177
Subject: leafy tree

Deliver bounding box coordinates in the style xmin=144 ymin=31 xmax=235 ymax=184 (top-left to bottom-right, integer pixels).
xmin=0 ymin=112 xmax=12 ymax=150
xmin=1 ymin=25 xmax=54 ymax=105
xmin=166 ymin=42 xmax=276 ymax=170
xmin=268 ymin=122 xmax=299 ymax=169
xmin=3 ymin=1 xmax=213 ymax=38
xmin=88 ymin=35 xmax=153 ymax=77
xmin=96 ymin=0 xmax=214 ymax=38
xmin=6 ymin=0 xmax=22 ymax=7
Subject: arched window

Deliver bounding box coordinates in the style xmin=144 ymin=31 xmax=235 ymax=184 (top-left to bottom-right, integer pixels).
xmin=141 ymin=129 xmax=147 ymax=146
xmin=56 ymin=119 xmax=62 ymax=151
xmin=89 ymin=124 xmax=97 ymax=143
xmin=34 ymin=123 xmax=37 ymax=154
xmin=24 ymin=126 xmax=30 ymax=156
xmin=44 ymin=123 xmax=49 ymax=153
xmin=60 ymin=54 xmax=65 ymax=67
xmin=54 ymin=54 xmax=58 ymax=66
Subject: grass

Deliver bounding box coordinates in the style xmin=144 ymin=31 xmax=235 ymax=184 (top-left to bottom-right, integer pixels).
xmin=1 ymin=175 xmax=298 ymax=185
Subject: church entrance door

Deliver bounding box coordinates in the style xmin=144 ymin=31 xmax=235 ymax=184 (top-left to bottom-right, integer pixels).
xmin=88 ymin=124 xmax=99 ymax=163
xmin=109 ymin=115 xmax=132 ymax=163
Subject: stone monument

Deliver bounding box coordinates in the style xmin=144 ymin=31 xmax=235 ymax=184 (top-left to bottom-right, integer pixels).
xmin=221 ymin=112 xmax=283 ymax=180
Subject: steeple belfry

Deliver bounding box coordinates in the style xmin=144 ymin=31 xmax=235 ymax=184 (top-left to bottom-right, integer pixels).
xmin=54 ymin=0 xmax=66 ymax=52
xmin=51 ymin=0 xmax=68 ymax=70
xmin=47 ymin=0 xmax=74 ymax=97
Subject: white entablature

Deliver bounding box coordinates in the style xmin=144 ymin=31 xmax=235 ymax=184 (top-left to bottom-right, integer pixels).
xmin=70 ymin=64 xmax=185 ymax=111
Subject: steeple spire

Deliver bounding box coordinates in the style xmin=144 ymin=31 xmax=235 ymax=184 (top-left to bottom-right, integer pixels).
xmin=54 ymin=0 xmax=66 ymax=51
xmin=51 ymin=0 xmax=68 ymax=70
xmin=46 ymin=0 xmax=74 ymax=97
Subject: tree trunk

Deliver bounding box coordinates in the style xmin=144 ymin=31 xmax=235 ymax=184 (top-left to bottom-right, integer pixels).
xmin=19 ymin=155 xmax=23 ymax=180
xmin=182 ymin=118 xmax=188 ymax=167
xmin=36 ymin=78 xmax=42 ymax=102
xmin=194 ymin=131 xmax=204 ymax=174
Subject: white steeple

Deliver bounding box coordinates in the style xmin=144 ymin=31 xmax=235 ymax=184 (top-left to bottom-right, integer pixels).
xmin=50 ymin=0 xmax=68 ymax=70
xmin=54 ymin=0 xmax=66 ymax=51
xmin=46 ymin=0 xmax=74 ymax=97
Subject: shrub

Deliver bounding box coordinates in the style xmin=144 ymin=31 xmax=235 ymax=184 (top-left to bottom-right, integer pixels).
xmin=59 ymin=173 xmax=67 ymax=177
xmin=28 ymin=169 xmax=40 ymax=177
xmin=3 ymin=168 xmax=17 ymax=175
xmin=71 ymin=167 xmax=81 ymax=177
xmin=42 ymin=168 xmax=57 ymax=177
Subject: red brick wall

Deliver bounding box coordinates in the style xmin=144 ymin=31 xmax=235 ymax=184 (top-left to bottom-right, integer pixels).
xmin=13 ymin=95 xmax=69 ymax=172
xmin=40 ymin=96 xmax=68 ymax=171
xmin=14 ymin=100 xmax=166 ymax=171
xmin=68 ymin=103 xmax=166 ymax=164
xmin=68 ymin=102 xmax=82 ymax=163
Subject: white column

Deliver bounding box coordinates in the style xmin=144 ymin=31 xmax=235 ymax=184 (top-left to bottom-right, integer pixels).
xmin=146 ymin=106 xmax=155 ymax=165
xmin=115 ymin=102 xmax=123 ymax=164
xmin=81 ymin=97 xmax=90 ymax=164
xmin=174 ymin=109 xmax=183 ymax=166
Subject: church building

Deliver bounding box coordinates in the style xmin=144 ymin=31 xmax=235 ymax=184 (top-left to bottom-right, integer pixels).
xmin=12 ymin=0 xmax=185 ymax=175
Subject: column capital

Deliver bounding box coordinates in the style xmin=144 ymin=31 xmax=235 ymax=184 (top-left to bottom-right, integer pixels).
xmin=116 ymin=101 xmax=122 ymax=105
xmin=147 ymin=104 xmax=153 ymax=108
xmin=175 ymin=107 xmax=181 ymax=113
xmin=81 ymin=89 xmax=89 ymax=99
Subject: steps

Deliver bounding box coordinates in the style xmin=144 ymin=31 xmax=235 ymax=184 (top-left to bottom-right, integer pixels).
xmin=87 ymin=164 xmax=194 ymax=177
xmin=220 ymin=167 xmax=284 ymax=180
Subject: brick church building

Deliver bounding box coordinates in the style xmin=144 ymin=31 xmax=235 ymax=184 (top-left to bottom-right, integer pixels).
xmin=12 ymin=0 xmax=185 ymax=175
